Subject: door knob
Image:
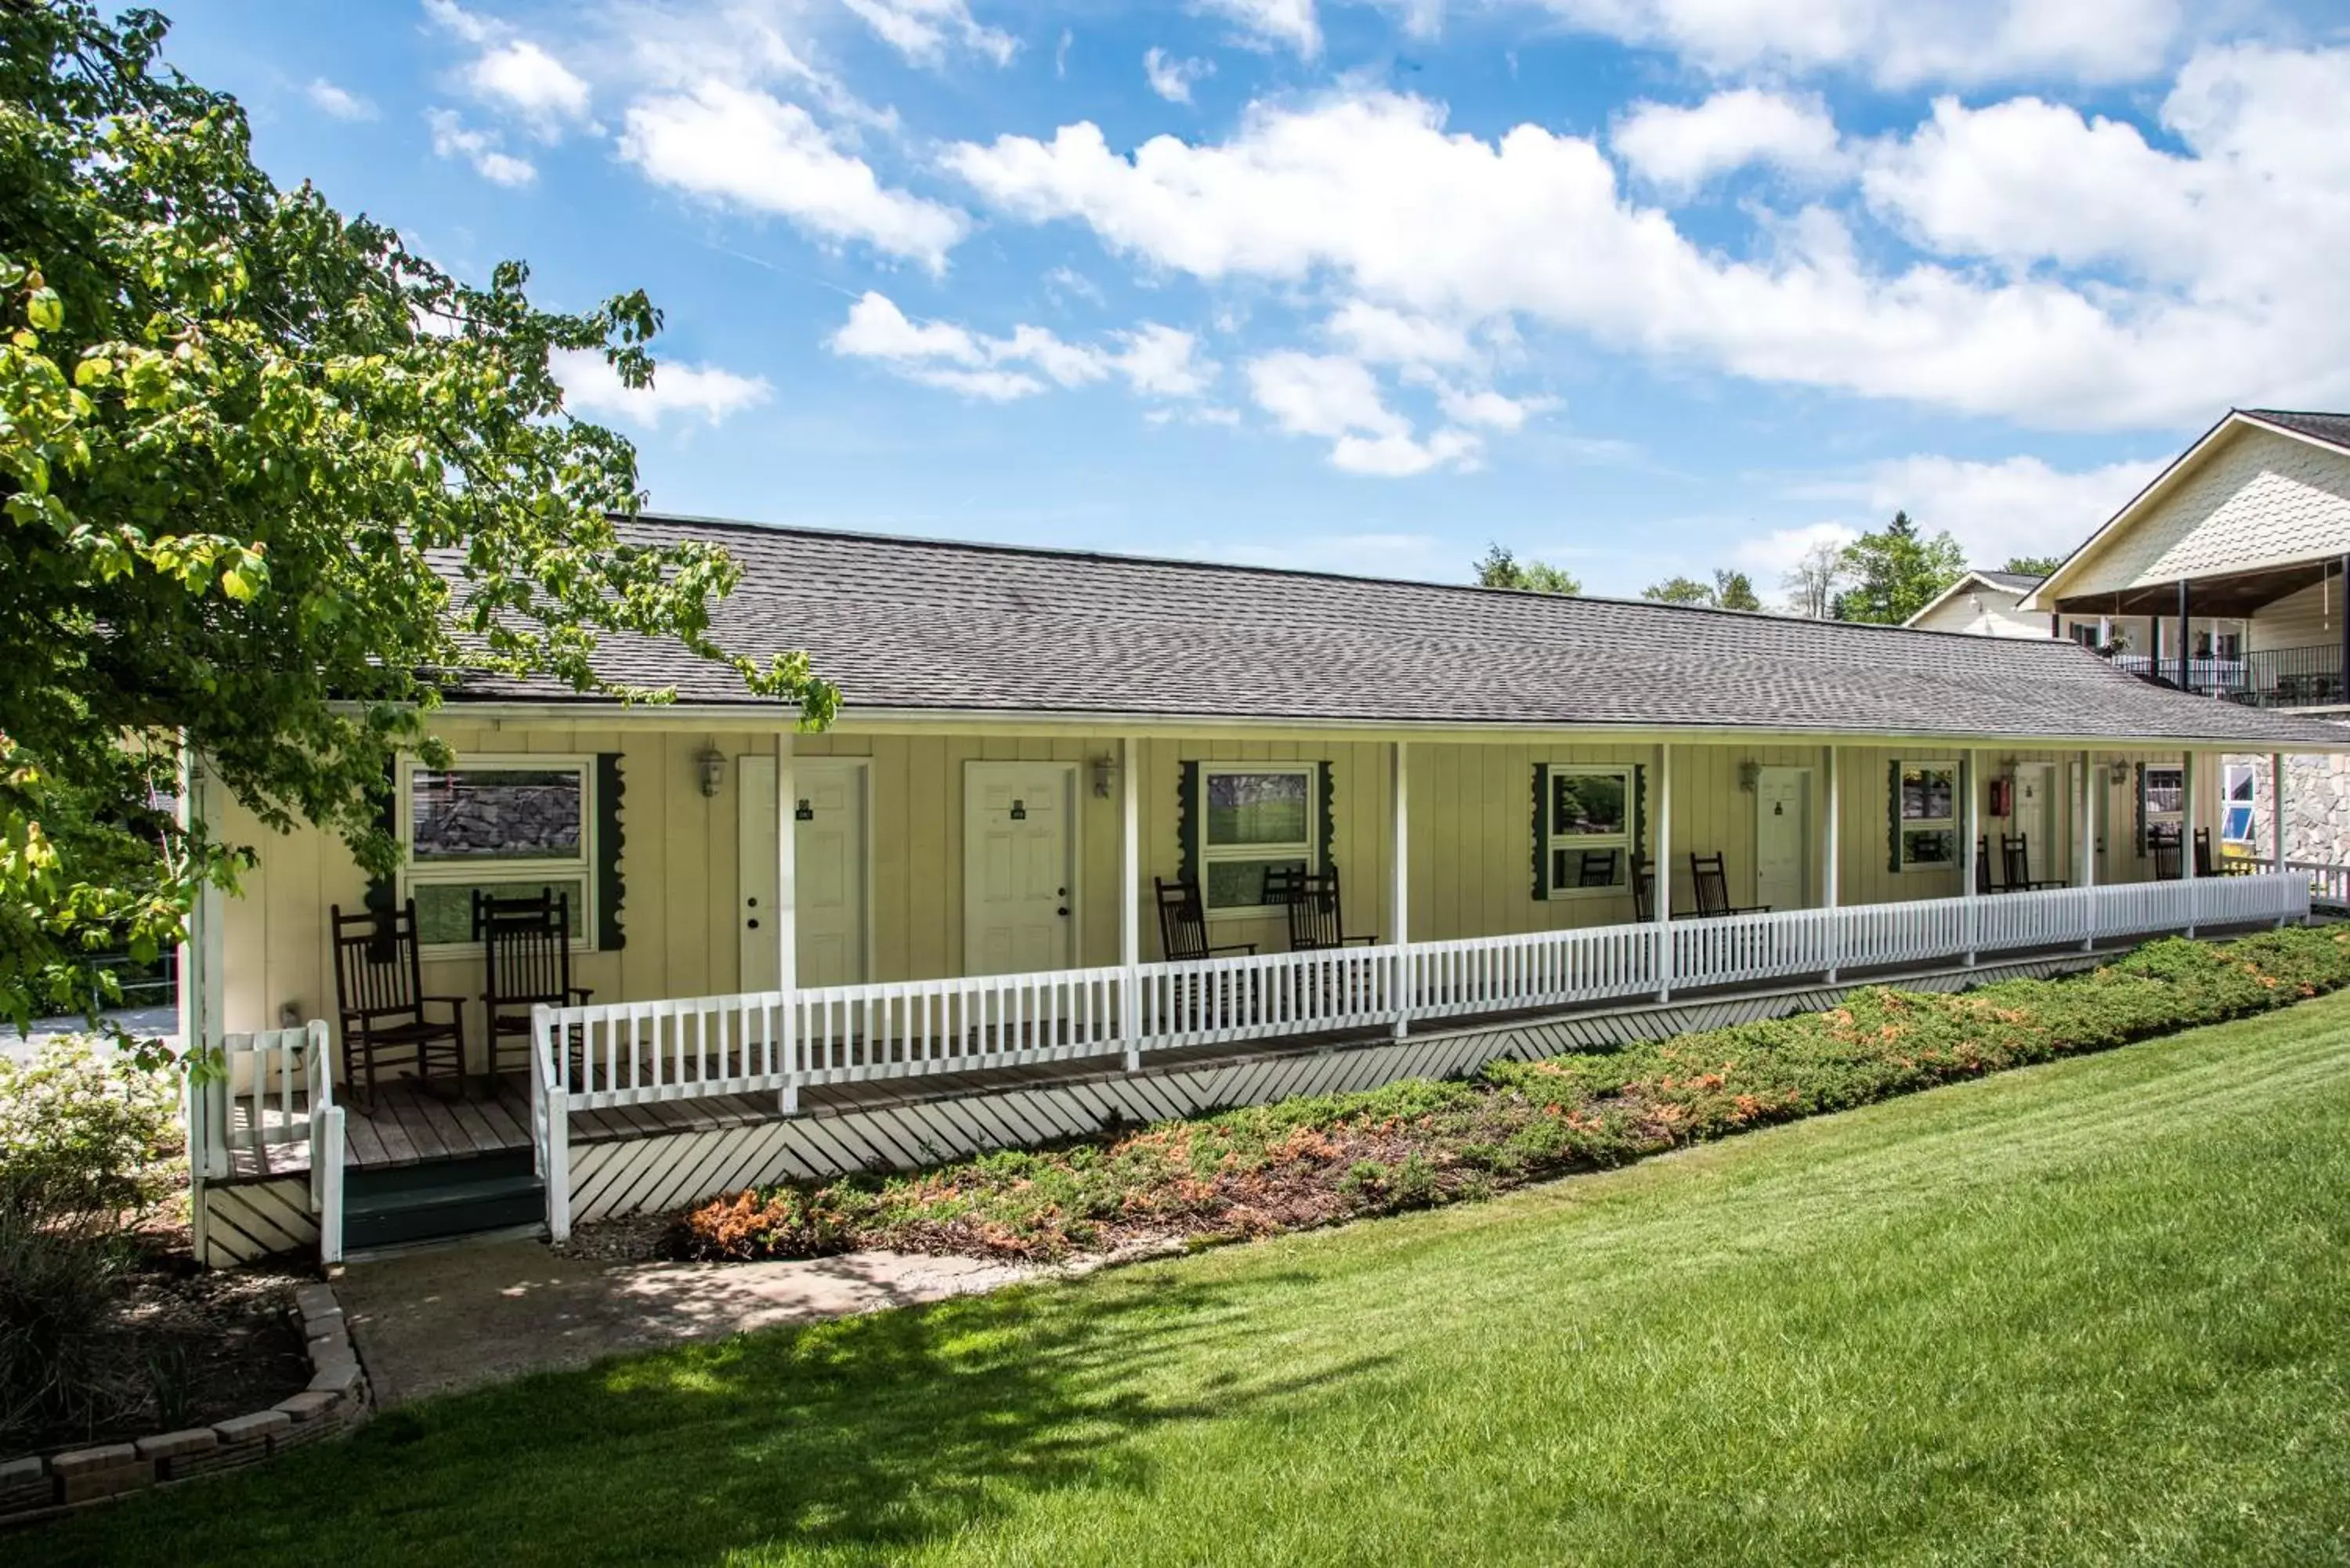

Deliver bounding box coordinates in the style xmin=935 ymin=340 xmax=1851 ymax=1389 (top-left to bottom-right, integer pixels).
xmin=1058 ymin=906 xmax=1070 ymax=917
xmin=747 ymin=918 xmax=760 ymax=930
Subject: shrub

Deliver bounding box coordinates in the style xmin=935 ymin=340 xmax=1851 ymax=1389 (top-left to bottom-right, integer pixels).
xmin=669 ymin=926 xmax=2350 ymax=1266
xmin=0 ymin=1038 xmax=180 ymax=1448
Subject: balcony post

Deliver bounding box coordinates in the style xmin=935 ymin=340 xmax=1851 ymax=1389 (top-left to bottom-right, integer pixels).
xmin=2176 ymin=579 xmax=2190 ymax=692
xmin=1120 ymin=735 xmax=1142 ymax=1070
xmin=1654 ymin=742 xmax=1673 ymax=1003
xmin=2339 ymin=552 xmax=2349 ymax=704
xmin=1822 ymin=744 xmax=1840 ymax=983
xmin=1390 ymin=739 xmax=1410 ymax=1039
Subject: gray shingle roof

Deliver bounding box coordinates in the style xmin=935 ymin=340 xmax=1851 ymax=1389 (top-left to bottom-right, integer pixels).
xmin=1971 ymin=569 xmax=2043 ymax=591
xmin=2243 ymin=408 xmax=2350 ymax=453
xmin=448 ymin=515 xmax=2350 ymax=749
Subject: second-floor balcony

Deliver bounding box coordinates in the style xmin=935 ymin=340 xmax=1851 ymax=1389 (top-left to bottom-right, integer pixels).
xmin=2113 ymin=644 xmax=2346 ymax=708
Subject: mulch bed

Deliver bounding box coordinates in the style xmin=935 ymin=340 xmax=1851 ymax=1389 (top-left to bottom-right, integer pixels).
xmin=12 ymin=1231 xmax=313 ymax=1458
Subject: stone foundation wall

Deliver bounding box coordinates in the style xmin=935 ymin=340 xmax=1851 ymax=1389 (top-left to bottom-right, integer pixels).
xmin=2226 ymin=727 xmax=2350 ymax=865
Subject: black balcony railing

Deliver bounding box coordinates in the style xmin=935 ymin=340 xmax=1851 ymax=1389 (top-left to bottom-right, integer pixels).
xmin=2111 ymin=644 xmax=2345 ymax=707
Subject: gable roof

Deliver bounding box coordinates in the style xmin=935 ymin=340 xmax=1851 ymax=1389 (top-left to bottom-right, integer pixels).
xmin=1899 ymin=569 xmax=2042 ymax=630
xmin=2021 ymin=408 xmax=2350 ymax=610
xmin=445 ymin=515 xmax=2350 ymax=748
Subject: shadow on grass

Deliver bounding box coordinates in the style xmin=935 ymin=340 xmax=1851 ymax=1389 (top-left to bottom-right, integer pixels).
xmin=30 ymin=1265 xmax=1381 ymax=1566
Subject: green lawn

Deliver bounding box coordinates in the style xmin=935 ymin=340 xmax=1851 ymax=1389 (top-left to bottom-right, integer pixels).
xmin=35 ymin=994 xmax=2350 ymax=1566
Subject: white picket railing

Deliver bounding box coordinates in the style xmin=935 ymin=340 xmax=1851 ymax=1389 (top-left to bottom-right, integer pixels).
xmin=529 ymin=873 xmax=2308 ymax=1241
xmin=183 ymin=1021 xmax=342 ymax=1267
xmin=2287 ymin=858 xmax=2350 ymax=910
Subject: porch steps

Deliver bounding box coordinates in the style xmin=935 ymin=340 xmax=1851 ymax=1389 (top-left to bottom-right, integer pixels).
xmin=342 ymin=1150 xmax=544 ymax=1251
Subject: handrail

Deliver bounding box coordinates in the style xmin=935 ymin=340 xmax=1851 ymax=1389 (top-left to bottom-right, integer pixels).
xmin=530 ymin=1003 xmax=572 ymax=1242
xmin=519 ymin=873 xmax=2305 ymax=1133
xmin=2285 ymin=858 xmax=2350 ymax=909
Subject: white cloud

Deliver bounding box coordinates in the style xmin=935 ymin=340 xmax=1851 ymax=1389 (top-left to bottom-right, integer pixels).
xmin=1613 ymin=89 xmax=1846 ymax=193
xmin=426 ymin=109 xmax=536 ymax=185
xmin=306 ymin=78 xmax=377 ymax=121
xmin=426 ymin=0 xmax=594 ymax=136
xmin=1848 ymin=453 xmax=2162 ymax=566
xmin=828 ymin=292 xmax=1215 ymax=405
xmin=468 ymin=39 xmax=594 ymax=132
xmin=943 ymin=67 xmax=2350 ymax=430
xmin=1732 ymin=519 xmax=1858 ymax=581
xmin=1243 ymin=351 xmax=1480 ymax=475
xmin=1144 ymin=47 xmax=1216 ymax=104
xmin=1515 ymin=0 xmax=2186 ymax=89
xmin=620 ymin=83 xmax=969 ymax=269
xmin=1434 ymin=385 xmax=1552 ymax=432
xmin=1202 ymin=0 xmax=1321 ymax=60
xmin=841 ymin=0 xmax=1018 ymax=67
xmin=1325 ymin=301 xmax=1477 ymax=367
xmin=551 ymin=349 xmax=773 ymax=427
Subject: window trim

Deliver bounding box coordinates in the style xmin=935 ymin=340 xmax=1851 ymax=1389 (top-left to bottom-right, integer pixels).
xmin=396 ymin=754 xmax=598 ymax=956
xmin=1198 ymin=762 xmax=1319 ymax=919
xmin=1543 ymin=763 xmax=1636 ymax=900
xmin=1895 ymin=759 xmax=1961 ymax=873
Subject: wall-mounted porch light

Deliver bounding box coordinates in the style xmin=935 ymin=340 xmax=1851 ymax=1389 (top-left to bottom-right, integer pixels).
xmin=1737 ymin=761 xmax=1762 ymax=793
xmin=696 ymin=746 xmax=725 ymax=798
xmin=1092 ymin=754 xmax=1118 ymax=798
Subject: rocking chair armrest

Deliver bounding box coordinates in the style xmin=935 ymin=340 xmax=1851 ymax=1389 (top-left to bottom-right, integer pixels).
xmin=420 ymin=994 xmax=468 ymax=1018
xmin=1729 ymin=903 xmax=1773 ymax=916
xmin=1340 ymin=934 xmax=1379 ymax=946
xmin=1206 ymin=941 xmax=1259 ymax=956
xmin=568 ymin=986 xmax=595 ymax=1004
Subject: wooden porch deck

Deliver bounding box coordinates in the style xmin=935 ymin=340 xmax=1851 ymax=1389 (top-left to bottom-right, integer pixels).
xmin=218 ymin=932 xmax=2170 ymax=1182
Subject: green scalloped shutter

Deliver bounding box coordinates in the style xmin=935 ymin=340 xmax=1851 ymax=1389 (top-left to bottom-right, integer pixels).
xmin=1631 ymin=763 xmax=1647 ymax=881
xmin=1531 ymin=763 xmax=1550 ymax=899
xmin=1177 ymin=760 xmax=1199 ymax=887
xmin=363 ymin=760 xmax=398 ymax=921
xmin=1888 ymin=759 xmax=1903 ymax=874
xmin=596 ymin=753 xmax=625 ymax=950
xmin=1316 ymin=761 xmax=1335 ymax=875
xmin=2135 ymin=762 xmax=2149 ymax=856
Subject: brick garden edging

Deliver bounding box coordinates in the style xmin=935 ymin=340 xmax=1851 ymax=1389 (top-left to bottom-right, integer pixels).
xmin=0 ymin=1280 xmax=370 ymax=1526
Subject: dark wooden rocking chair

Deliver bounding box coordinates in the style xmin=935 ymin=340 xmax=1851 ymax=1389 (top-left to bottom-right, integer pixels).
xmin=330 ymin=900 xmax=468 ymax=1107
xmin=2149 ymin=825 xmax=2182 ymax=881
xmin=2193 ymin=826 xmax=2214 ymax=879
xmin=1154 ymin=876 xmax=1256 ymax=962
xmin=1688 ymin=851 xmax=1769 ymax=916
xmin=475 ymin=887 xmax=593 ymax=1086
xmin=2000 ymin=833 xmax=2067 ymax=891
xmin=1279 ymin=868 xmax=1377 ymax=952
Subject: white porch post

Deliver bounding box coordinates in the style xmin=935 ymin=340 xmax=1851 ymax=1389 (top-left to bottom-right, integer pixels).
xmin=178 ymin=745 xmax=226 ymax=1075
xmin=1822 ymin=745 xmax=1841 ymax=983
xmin=2078 ymin=750 xmax=2096 ymax=952
xmin=1120 ymin=735 xmax=1143 ymax=1069
xmin=2271 ymin=750 xmax=2289 ymax=927
xmin=775 ymin=732 xmax=799 ymax=1112
xmin=2180 ymin=747 xmax=2197 ymax=938
xmin=1654 ymin=742 xmax=1673 ymax=1003
xmin=1961 ymin=749 xmax=1981 ymax=967
xmin=2270 ymin=751 xmax=2287 ymax=873
xmin=1390 ymin=740 xmax=1411 ymax=1039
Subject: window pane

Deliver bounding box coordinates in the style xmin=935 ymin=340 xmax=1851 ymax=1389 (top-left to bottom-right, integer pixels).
xmin=1900 ymin=767 xmax=1955 ymax=822
xmin=411 ymin=879 xmax=586 ymax=945
xmin=1551 ymin=772 xmax=1626 ymax=837
xmin=1902 ymin=829 xmax=1956 ymax=867
xmin=1206 ymin=857 xmax=1307 ymax=910
xmin=2225 ymin=767 xmax=2256 ymax=803
xmin=1206 ymin=772 xmax=1310 ymax=847
xmin=1555 ymin=845 xmax=1625 ymax=890
xmin=2222 ymin=805 xmax=2255 ymax=845
xmin=411 ymin=768 xmax=584 ymax=862
xmin=2145 ymin=767 xmax=2183 ymax=817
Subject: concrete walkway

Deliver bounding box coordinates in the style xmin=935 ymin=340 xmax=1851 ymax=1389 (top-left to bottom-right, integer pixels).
xmin=335 ymin=1239 xmax=1038 ymax=1407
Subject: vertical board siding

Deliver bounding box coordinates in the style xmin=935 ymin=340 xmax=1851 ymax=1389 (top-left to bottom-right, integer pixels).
xmin=219 ymin=721 xmax=2220 ymax=1068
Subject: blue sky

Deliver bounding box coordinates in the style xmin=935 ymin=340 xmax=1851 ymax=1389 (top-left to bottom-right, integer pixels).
xmin=161 ymin=0 xmax=2350 ymax=600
